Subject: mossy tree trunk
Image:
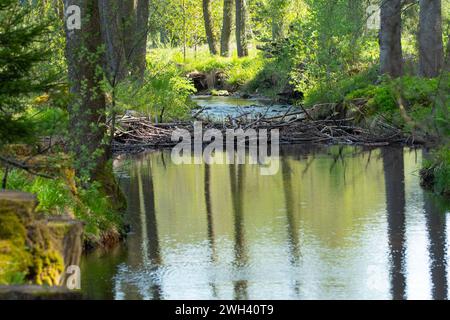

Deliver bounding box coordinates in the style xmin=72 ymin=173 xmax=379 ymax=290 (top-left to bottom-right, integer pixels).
xmin=63 ymin=0 xmax=108 ymax=181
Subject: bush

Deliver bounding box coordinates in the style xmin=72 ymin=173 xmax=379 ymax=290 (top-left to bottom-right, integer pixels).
xmin=304 ymin=65 xmax=379 ymax=106
xmin=421 ymin=146 xmax=450 ymax=197
xmin=344 ymin=76 xmax=446 ymax=126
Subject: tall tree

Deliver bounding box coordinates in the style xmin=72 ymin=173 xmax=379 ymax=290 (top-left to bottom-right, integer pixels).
xmin=118 ymin=0 xmax=149 ymax=80
xmin=120 ymin=0 xmax=135 ymax=63
xmin=379 ymin=0 xmax=403 ymax=77
xmin=221 ymin=0 xmax=233 ymax=57
xmin=134 ymin=0 xmax=150 ymax=79
xmin=98 ymin=0 xmax=127 ymax=83
xmin=202 ymin=0 xmax=218 ymax=55
xmin=63 ymin=0 xmax=107 ymax=180
xmin=235 ymin=0 xmax=249 ymax=57
xmin=418 ymin=0 xmax=444 ymax=78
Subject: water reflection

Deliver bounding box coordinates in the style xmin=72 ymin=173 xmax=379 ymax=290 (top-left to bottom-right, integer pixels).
xmin=81 ymin=146 xmax=449 ymax=300
xmin=229 ymin=163 xmax=248 ymax=300
xmin=383 ymin=147 xmax=407 ymax=300
xmin=422 ymin=150 xmax=448 ymax=300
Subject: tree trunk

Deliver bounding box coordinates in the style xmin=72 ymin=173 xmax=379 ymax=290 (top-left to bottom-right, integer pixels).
xmin=118 ymin=0 xmax=148 ymax=79
xmin=203 ymin=0 xmax=218 ymax=55
xmin=418 ymin=0 xmax=444 ymax=78
xmin=379 ymin=0 xmax=403 ymax=77
xmin=63 ymin=0 xmax=107 ymax=180
xmin=235 ymin=0 xmax=249 ymax=57
xmin=120 ymin=0 xmax=135 ymax=64
xmin=221 ymin=0 xmax=233 ymax=57
xmin=133 ymin=0 xmax=150 ymax=79
xmin=98 ymin=0 xmax=127 ymax=83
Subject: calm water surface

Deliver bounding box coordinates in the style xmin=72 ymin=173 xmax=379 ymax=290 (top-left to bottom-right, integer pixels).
xmin=81 ymin=146 xmax=449 ymax=300
xmin=191 ymin=95 xmax=292 ymax=121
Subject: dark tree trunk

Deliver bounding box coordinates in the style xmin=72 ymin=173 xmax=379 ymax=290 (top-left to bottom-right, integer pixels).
xmin=134 ymin=0 xmax=150 ymax=79
xmin=380 ymin=0 xmax=403 ymax=77
xmin=202 ymin=0 xmax=218 ymax=55
xmin=63 ymin=0 xmax=107 ymax=180
xmin=118 ymin=0 xmax=148 ymax=79
xmin=418 ymin=0 xmax=444 ymax=78
xmin=221 ymin=0 xmax=233 ymax=57
xmin=98 ymin=0 xmax=127 ymax=83
xmin=235 ymin=0 xmax=248 ymax=57
xmin=120 ymin=0 xmax=136 ymax=64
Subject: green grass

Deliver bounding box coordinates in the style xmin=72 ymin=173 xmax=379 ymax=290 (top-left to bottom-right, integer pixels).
xmin=149 ymin=46 xmax=265 ymax=93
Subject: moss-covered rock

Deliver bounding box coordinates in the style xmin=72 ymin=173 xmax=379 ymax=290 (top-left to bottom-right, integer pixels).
xmin=0 ymin=191 xmax=83 ymax=286
xmin=0 ymin=192 xmax=35 ymax=284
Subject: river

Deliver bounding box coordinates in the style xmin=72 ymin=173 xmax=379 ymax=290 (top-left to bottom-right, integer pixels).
xmin=80 ymin=97 xmax=449 ymax=300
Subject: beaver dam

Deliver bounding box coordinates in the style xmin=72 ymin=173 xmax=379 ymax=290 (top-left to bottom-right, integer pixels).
xmin=112 ymin=96 xmax=422 ymax=154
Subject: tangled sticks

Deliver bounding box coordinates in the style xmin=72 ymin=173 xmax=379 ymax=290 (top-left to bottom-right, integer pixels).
xmin=111 ymin=111 xmax=418 ymax=154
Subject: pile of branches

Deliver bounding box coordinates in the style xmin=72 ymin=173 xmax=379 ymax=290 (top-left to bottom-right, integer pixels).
xmin=111 ymin=111 xmax=419 ymax=154
xmin=112 ymin=116 xmax=189 ymax=153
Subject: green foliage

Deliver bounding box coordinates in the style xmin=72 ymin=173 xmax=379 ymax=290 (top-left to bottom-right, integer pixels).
xmin=0 ymin=0 xmax=59 ymax=146
xmin=246 ymin=56 xmax=292 ymax=96
xmin=422 ymin=146 xmax=450 ymax=197
xmin=117 ymin=52 xmax=196 ymax=121
xmin=1 ymin=167 xmax=122 ymax=240
xmin=148 ymin=0 xmax=222 ymax=49
xmin=304 ymin=65 xmax=379 ymax=106
xmin=162 ymin=47 xmax=265 ymax=92
xmin=75 ymin=181 xmax=123 ymax=239
xmin=26 ymin=107 xmax=68 ymax=137
xmin=345 ymin=76 xmax=443 ymax=116
xmin=2 ymin=169 xmax=71 ymax=215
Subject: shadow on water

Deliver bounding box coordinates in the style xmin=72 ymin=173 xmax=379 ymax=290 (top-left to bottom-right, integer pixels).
xmin=81 ymin=145 xmax=450 ymax=300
